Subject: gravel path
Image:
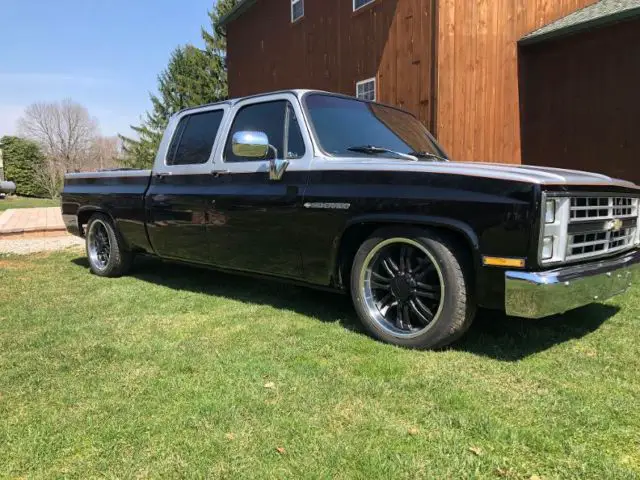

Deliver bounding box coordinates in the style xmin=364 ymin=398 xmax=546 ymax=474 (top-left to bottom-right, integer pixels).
xmin=0 ymin=235 xmax=83 ymax=255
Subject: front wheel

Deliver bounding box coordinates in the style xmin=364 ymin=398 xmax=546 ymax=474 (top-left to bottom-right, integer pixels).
xmin=86 ymin=213 xmax=132 ymax=277
xmin=350 ymin=227 xmax=476 ymax=349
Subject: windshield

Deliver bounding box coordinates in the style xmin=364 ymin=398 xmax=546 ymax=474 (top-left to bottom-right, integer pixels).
xmin=304 ymin=94 xmax=446 ymax=159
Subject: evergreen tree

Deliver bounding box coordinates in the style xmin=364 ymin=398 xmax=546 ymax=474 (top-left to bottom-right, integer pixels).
xmin=120 ymin=0 xmax=238 ymax=169
xmin=202 ymin=0 xmax=237 ymax=62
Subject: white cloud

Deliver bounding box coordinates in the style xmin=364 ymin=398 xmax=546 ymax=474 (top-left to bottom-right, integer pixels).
xmin=0 ymin=105 xmax=25 ymax=137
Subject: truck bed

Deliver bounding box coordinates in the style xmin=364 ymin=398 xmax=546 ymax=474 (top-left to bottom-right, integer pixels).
xmin=62 ymin=169 xmax=153 ymax=252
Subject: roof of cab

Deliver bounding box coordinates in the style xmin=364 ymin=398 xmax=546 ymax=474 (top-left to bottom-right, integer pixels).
xmin=174 ymin=89 xmax=422 ymax=121
xmin=176 ymin=89 xmax=333 ymax=116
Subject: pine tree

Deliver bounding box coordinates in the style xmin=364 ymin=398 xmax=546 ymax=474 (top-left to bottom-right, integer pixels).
xmin=202 ymin=0 xmax=237 ymax=62
xmin=120 ymin=0 xmax=238 ymax=169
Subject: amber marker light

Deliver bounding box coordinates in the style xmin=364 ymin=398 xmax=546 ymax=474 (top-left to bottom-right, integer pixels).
xmin=482 ymin=256 xmax=526 ymax=268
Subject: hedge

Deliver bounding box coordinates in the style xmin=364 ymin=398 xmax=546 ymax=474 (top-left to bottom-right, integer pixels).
xmin=0 ymin=136 xmax=48 ymax=197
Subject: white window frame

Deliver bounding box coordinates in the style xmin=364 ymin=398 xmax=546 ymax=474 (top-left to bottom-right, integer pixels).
xmin=356 ymin=77 xmax=377 ymax=101
xmin=154 ymin=104 xmax=231 ymax=176
xmin=291 ymin=0 xmax=304 ymax=22
xmin=216 ymin=92 xmax=314 ymax=174
xmin=353 ymin=0 xmax=375 ymax=12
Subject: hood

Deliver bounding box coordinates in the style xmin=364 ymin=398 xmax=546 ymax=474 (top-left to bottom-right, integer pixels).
xmin=461 ymin=162 xmax=638 ymax=188
xmin=317 ymin=157 xmax=639 ymax=189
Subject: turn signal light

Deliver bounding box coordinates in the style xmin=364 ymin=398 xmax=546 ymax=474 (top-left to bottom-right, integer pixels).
xmin=482 ymin=257 xmax=526 ymax=268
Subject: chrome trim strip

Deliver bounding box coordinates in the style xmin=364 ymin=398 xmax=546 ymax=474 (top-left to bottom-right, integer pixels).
xmin=505 ymin=249 xmax=640 ymax=318
xmin=65 ymin=170 xmax=151 ymax=179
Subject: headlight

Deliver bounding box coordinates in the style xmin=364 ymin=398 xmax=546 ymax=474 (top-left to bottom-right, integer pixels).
xmin=545 ymin=199 xmax=556 ymax=224
xmin=539 ymin=194 xmax=569 ymax=264
xmin=541 ymin=236 xmax=554 ymax=260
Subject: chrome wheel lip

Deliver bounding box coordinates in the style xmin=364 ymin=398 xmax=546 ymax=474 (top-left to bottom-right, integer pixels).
xmin=359 ymin=237 xmax=445 ymax=339
xmin=87 ymin=219 xmax=111 ymax=271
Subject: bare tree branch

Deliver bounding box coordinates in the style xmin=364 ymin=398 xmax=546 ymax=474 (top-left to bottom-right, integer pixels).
xmin=18 ymin=99 xmax=98 ymax=172
xmin=17 ymin=99 xmax=114 ymax=196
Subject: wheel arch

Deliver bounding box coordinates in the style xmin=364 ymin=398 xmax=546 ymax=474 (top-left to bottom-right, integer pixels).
xmin=77 ymin=207 xmax=117 ymax=238
xmin=333 ymin=214 xmax=480 ymax=289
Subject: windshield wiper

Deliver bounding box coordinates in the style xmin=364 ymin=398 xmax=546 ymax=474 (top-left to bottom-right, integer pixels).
xmin=347 ymin=145 xmax=418 ymax=161
xmin=408 ymin=151 xmax=448 ymax=162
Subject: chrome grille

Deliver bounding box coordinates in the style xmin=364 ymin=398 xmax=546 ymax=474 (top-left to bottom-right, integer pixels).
xmin=566 ymin=196 xmax=638 ymax=261
xmin=570 ymin=196 xmax=636 ymax=221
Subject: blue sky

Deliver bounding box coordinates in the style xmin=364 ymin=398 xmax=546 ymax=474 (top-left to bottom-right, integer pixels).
xmin=0 ymin=0 xmax=216 ymax=138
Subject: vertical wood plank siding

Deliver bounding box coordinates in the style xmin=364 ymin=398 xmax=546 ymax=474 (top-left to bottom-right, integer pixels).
xmin=226 ymin=0 xmax=436 ymax=129
xmin=519 ymin=18 xmax=640 ymax=184
xmin=436 ymin=0 xmax=597 ymax=163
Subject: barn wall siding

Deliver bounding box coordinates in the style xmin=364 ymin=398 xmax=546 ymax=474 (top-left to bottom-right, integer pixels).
xmin=519 ymin=18 xmax=640 ymax=184
xmin=226 ymin=0 xmax=436 ymax=129
xmin=436 ymin=0 xmax=597 ymax=163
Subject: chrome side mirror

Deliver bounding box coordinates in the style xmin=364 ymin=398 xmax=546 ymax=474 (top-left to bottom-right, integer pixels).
xmin=231 ymin=130 xmax=289 ymax=181
xmin=232 ymin=131 xmax=270 ymax=158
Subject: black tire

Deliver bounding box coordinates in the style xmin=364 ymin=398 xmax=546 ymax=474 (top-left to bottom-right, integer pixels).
xmin=350 ymin=226 xmax=476 ymax=349
xmin=85 ymin=213 xmax=133 ymax=277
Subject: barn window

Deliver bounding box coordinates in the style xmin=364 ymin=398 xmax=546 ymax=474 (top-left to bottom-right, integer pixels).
xmin=353 ymin=0 xmax=375 ymax=11
xmin=356 ymin=78 xmax=376 ymax=101
xmin=291 ymin=0 xmax=304 ymax=22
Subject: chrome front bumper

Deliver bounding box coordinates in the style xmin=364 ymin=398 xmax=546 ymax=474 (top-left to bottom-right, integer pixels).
xmin=505 ymin=249 xmax=640 ymax=318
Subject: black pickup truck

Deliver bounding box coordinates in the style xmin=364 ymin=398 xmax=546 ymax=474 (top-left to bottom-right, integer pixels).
xmin=62 ymin=90 xmax=640 ymax=349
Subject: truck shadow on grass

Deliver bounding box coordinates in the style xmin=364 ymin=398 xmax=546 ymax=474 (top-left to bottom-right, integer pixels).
xmin=71 ymin=256 xmax=619 ymax=361
xmin=457 ymin=304 xmax=618 ymax=361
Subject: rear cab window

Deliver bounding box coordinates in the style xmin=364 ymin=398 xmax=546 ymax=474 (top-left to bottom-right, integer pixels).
xmin=166 ymin=109 xmax=225 ymax=166
xmin=154 ymin=104 xmax=230 ymax=175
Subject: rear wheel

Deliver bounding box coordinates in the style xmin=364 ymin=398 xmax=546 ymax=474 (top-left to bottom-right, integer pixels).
xmin=350 ymin=227 xmax=475 ymax=349
xmin=86 ymin=213 xmax=132 ymax=277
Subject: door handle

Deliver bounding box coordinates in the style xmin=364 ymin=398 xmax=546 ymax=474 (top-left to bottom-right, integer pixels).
xmin=155 ymin=172 xmax=172 ymax=183
xmin=212 ymin=169 xmax=231 ymax=178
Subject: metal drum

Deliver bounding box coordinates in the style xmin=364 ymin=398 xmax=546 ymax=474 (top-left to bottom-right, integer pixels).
xmin=0 ymin=181 xmax=16 ymax=195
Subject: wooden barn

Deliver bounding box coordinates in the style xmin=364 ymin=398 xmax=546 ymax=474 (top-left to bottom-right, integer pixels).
xmin=220 ymin=0 xmax=640 ymax=183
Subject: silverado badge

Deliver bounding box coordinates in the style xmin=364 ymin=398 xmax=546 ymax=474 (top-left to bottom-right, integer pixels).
xmin=304 ymin=202 xmax=351 ymax=210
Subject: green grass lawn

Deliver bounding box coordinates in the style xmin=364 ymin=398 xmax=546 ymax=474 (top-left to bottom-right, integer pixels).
xmin=0 ymin=251 xmax=638 ymax=478
xmin=0 ymin=196 xmax=59 ymax=211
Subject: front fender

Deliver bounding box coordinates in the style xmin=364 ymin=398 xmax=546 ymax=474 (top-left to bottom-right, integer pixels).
xmin=343 ymin=213 xmax=480 ymax=252
xmin=331 ymin=213 xmax=481 ymax=288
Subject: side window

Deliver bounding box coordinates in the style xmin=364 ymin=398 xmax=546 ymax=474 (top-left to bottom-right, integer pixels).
xmin=354 ymin=0 xmax=375 ymax=11
xmin=356 ymin=78 xmax=376 ymax=101
xmin=166 ymin=109 xmax=224 ymax=166
xmin=225 ymin=100 xmax=306 ymax=162
xmin=285 ymin=103 xmax=305 ymax=160
xmin=291 ymin=0 xmax=304 ymax=22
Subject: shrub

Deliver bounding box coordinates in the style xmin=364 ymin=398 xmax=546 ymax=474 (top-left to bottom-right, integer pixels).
xmin=0 ymin=136 xmax=48 ymax=197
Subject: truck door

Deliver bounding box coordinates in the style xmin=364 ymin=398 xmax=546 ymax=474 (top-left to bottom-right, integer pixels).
xmin=204 ymin=94 xmax=312 ymax=279
xmin=146 ymin=105 xmax=229 ymax=263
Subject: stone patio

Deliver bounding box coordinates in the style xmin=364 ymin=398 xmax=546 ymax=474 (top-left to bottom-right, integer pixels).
xmin=0 ymin=207 xmax=67 ymax=238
